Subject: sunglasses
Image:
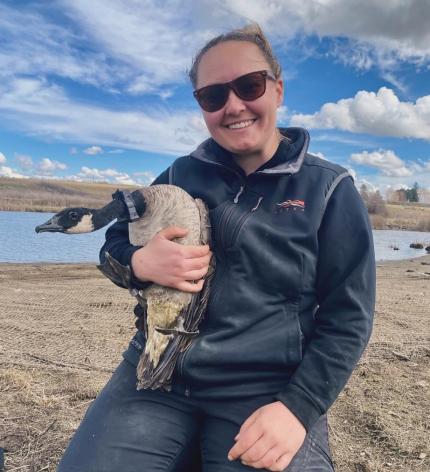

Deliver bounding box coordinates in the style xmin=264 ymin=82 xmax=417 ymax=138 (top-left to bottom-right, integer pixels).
xmin=193 ymin=70 xmax=276 ymax=112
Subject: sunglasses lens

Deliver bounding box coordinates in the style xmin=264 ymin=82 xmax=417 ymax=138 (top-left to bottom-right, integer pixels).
xmin=197 ymin=85 xmax=229 ymax=112
xmin=234 ymin=72 xmax=266 ymax=101
xmin=194 ymin=71 xmax=270 ymax=112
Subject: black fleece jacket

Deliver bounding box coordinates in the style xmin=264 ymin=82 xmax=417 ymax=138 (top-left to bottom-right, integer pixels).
xmin=99 ymin=127 xmax=375 ymax=431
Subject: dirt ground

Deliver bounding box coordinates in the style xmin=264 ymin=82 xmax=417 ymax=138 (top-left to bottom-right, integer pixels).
xmin=0 ymin=257 xmax=429 ymax=471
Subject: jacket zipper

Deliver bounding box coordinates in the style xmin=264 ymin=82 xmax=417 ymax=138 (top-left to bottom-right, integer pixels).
xmin=228 ymin=196 xmax=263 ymax=247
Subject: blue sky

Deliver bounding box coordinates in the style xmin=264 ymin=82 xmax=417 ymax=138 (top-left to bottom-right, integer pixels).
xmin=0 ymin=0 xmax=429 ymax=196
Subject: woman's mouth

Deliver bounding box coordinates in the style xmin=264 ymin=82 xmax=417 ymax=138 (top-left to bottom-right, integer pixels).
xmin=225 ymin=119 xmax=256 ymax=130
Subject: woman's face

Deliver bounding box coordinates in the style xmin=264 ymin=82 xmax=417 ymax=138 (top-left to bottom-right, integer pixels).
xmin=196 ymin=41 xmax=283 ymax=166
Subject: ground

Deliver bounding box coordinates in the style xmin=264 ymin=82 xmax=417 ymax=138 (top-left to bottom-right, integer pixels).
xmin=0 ymin=257 xmax=429 ymax=471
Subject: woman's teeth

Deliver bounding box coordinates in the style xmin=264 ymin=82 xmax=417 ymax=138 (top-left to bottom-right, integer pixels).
xmin=227 ymin=119 xmax=255 ymax=129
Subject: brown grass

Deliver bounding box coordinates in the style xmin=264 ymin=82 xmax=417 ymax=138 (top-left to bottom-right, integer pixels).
xmin=0 ymin=177 xmax=139 ymax=212
xmin=1 ymin=259 xmax=429 ymax=471
xmin=368 ymin=203 xmax=430 ymax=232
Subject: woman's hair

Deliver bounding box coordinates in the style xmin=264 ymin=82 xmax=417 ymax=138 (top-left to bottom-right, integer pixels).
xmin=188 ymin=23 xmax=282 ymax=88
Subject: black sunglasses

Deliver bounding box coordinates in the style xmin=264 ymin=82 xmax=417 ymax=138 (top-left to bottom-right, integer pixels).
xmin=193 ymin=70 xmax=276 ymax=112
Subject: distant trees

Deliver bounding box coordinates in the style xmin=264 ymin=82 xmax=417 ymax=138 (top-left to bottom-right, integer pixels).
xmin=359 ymin=184 xmax=387 ymax=215
xmin=387 ymin=182 xmax=421 ymax=203
xmin=405 ymin=182 xmax=419 ymax=203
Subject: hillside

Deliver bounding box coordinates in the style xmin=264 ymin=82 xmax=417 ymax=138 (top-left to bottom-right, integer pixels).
xmin=0 ymin=177 xmax=139 ymax=213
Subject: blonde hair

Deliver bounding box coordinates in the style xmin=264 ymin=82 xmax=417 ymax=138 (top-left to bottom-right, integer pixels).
xmin=188 ymin=23 xmax=282 ymax=88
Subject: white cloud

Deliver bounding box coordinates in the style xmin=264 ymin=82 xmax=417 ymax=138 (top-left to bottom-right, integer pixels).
xmin=291 ymin=87 xmax=430 ymax=140
xmin=58 ymin=0 xmax=209 ymax=90
xmin=351 ymin=149 xmax=413 ymax=177
xmin=107 ymin=149 xmax=124 ymax=154
xmin=15 ymin=154 xmax=33 ymax=169
xmin=0 ymin=78 xmax=209 ymax=155
xmin=84 ymin=145 xmax=103 ymax=155
xmin=1 ymin=0 xmax=427 ymax=101
xmin=38 ymin=158 xmax=68 ymax=174
xmin=276 ymin=105 xmax=288 ymax=125
xmin=0 ymin=166 xmax=28 ymax=178
xmin=0 ymin=152 xmax=6 ymax=164
xmin=133 ymin=171 xmax=156 ymax=185
xmin=0 ymin=3 xmax=116 ymax=88
xmin=78 ymin=166 xmax=137 ymax=185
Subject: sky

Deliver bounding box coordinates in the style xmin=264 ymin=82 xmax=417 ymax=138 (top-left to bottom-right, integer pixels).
xmin=0 ymin=0 xmax=429 ymax=195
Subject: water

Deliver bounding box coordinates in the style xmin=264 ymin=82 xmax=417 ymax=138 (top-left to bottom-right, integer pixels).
xmin=1 ymin=211 xmax=429 ymax=263
xmin=1 ymin=211 xmax=109 ymax=263
xmin=373 ymin=229 xmax=430 ymax=261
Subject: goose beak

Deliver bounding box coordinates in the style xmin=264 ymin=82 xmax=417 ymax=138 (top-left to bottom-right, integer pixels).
xmin=35 ymin=215 xmax=64 ymax=233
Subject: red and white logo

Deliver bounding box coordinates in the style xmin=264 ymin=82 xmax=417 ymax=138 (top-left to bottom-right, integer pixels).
xmin=276 ymin=199 xmax=305 ymax=211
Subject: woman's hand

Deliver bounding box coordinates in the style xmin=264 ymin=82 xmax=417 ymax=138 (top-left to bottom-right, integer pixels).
xmin=131 ymin=226 xmax=212 ymax=292
xmin=227 ymin=401 xmax=306 ymax=471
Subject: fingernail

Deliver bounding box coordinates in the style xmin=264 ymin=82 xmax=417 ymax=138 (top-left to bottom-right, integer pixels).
xmin=234 ymin=434 xmax=239 ymax=440
xmin=228 ymin=455 xmax=233 ymax=461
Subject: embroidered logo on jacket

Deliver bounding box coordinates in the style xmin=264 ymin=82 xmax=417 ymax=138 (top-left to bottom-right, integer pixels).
xmin=276 ymin=199 xmax=305 ymax=211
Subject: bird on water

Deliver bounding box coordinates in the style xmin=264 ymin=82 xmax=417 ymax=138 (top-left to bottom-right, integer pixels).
xmin=35 ymin=185 xmax=214 ymax=391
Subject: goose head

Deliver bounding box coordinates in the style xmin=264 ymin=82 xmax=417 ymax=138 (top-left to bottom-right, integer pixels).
xmin=35 ymin=207 xmax=96 ymax=234
xmin=35 ymin=189 xmax=148 ymax=234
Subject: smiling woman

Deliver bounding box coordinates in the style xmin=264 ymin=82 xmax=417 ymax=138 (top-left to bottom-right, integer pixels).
xmin=57 ymin=23 xmax=375 ymax=472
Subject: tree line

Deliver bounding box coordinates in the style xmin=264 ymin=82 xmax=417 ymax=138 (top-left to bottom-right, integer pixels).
xmin=360 ymin=182 xmax=424 ymax=216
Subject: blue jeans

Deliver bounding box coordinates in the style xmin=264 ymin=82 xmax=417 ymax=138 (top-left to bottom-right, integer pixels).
xmin=57 ymin=360 xmax=334 ymax=471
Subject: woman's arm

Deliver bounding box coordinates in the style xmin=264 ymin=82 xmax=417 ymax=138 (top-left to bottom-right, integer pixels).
xmin=274 ymin=176 xmax=376 ymax=431
xmin=98 ymin=168 xmax=170 ymax=290
xmin=99 ymin=167 xmax=211 ymax=292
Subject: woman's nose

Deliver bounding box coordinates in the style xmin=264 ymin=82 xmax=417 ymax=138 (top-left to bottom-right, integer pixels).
xmin=224 ymin=89 xmax=246 ymax=114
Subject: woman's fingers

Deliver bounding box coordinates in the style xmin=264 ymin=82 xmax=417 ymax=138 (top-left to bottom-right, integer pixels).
xmin=157 ymin=225 xmax=189 ymax=241
xmin=182 ymin=266 xmax=210 ymax=281
xmin=182 ymin=244 xmax=211 ymax=258
xmin=131 ymin=225 xmax=212 ymax=289
xmin=177 ymin=279 xmax=205 ymax=293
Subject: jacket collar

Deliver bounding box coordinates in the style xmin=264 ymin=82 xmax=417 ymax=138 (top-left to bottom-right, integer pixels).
xmin=189 ymin=127 xmax=310 ymax=176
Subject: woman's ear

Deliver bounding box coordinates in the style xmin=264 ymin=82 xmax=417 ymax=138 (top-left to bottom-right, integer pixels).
xmin=275 ymin=78 xmax=284 ymax=107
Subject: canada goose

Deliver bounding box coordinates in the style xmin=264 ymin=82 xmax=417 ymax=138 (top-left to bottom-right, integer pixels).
xmin=35 ymin=185 xmax=214 ymax=391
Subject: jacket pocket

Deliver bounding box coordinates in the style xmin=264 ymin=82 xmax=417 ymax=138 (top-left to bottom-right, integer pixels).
xmin=283 ymin=300 xmax=304 ymax=367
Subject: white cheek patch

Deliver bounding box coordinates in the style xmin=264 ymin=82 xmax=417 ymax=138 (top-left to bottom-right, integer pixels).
xmin=67 ymin=214 xmax=94 ymax=234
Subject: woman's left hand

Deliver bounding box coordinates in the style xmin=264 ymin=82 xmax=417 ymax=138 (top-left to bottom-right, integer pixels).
xmin=227 ymin=401 xmax=306 ymax=471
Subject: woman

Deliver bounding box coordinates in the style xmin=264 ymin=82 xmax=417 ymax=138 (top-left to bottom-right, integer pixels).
xmin=57 ymin=24 xmax=375 ymax=471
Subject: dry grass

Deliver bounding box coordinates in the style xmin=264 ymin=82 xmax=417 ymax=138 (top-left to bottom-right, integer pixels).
xmin=369 ymin=203 xmax=430 ymax=232
xmin=0 ymin=259 xmax=429 ymax=471
xmin=0 ymin=177 xmax=139 ymax=212
xmin=382 ymin=203 xmax=430 ymax=232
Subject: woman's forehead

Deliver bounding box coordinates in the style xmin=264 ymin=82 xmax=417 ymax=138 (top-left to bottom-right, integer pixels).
xmin=196 ymin=41 xmax=269 ymax=88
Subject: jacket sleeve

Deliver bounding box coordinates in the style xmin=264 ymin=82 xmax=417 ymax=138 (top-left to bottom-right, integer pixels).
xmin=274 ymin=176 xmax=376 ymax=431
xmin=98 ymin=168 xmax=170 ymax=290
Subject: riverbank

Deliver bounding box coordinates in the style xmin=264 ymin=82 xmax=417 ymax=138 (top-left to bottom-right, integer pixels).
xmin=1 ymin=176 xmax=430 ymax=231
xmin=1 ymin=258 xmax=429 ymax=471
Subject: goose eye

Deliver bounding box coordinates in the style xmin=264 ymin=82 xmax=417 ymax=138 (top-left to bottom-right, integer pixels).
xmin=69 ymin=211 xmax=79 ymax=220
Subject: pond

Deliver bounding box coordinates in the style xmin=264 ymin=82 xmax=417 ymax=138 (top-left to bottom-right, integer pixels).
xmin=1 ymin=211 xmax=429 ymax=263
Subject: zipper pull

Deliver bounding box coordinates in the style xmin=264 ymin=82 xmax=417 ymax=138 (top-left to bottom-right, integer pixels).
xmin=233 ymin=185 xmax=244 ymax=203
xmin=251 ymin=196 xmax=263 ymax=212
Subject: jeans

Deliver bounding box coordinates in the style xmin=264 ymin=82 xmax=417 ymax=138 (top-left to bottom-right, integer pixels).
xmin=57 ymin=360 xmax=334 ymax=471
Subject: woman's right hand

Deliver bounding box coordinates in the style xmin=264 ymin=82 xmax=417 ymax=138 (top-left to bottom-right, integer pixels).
xmin=131 ymin=226 xmax=212 ymax=293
